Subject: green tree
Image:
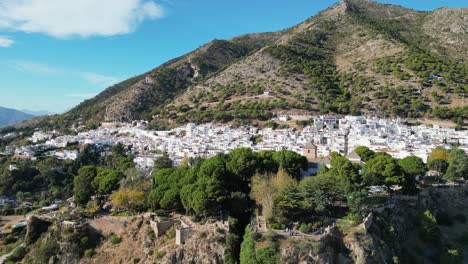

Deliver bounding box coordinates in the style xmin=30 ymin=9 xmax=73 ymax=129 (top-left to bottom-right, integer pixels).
xmin=153 ymin=153 xmax=173 ymax=171
xmin=92 ymin=169 xmax=125 ymax=194
xmin=73 ymin=165 xmax=97 ymax=206
xmin=427 ymin=159 xmax=448 ymax=174
xmin=274 ymin=184 xmax=303 ymax=223
xmin=240 ymin=226 xmax=257 ymax=264
xmin=353 ymin=146 xmax=375 ymax=162
xmin=226 ymin=147 xmax=258 ymax=188
xmin=159 ymin=187 xmax=181 ymax=209
xmin=272 ymin=150 xmax=308 ymax=180
xmin=445 ymin=149 xmax=468 ymax=180
xmin=398 ymin=156 xmax=426 ymax=178
xmin=362 ymin=155 xmax=407 ymax=190
xmin=328 ymin=154 xmax=361 ymax=193
xmin=417 ymin=210 xmax=439 ymax=242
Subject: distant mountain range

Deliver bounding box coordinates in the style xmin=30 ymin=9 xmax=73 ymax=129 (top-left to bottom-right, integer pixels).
xmin=0 ymin=107 xmax=36 ymax=127
xmin=20 ymin=109 xmax=54 ymax=116
xmin=21 ymin=0 xmax=468 ymax=130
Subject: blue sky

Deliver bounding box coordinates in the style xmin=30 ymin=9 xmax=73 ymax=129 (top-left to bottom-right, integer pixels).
xmin=0 ymin=0 xmax=466 ymax=113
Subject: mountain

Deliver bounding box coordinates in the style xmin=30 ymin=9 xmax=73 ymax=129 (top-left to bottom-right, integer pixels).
xmin=48 ymin=0 xmax=468 ymax=130
xmin=20 ymin=109 xmax=54 ymax=116
xmin=0 ymin=107 xmax=35 ymax=127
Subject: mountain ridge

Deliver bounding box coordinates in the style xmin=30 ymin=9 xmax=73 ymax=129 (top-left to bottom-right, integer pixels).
xmin=0 ymin=106 xmax=36 ymax=127
xmin=20 ymin=0 xmax=468 ymax=131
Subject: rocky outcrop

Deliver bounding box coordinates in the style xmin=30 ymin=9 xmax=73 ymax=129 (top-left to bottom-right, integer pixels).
xmin=278 ymin=186 xmax=468 ymax=264
xmin=160 ymin=230 xmax=225 ymax=264
xmin=279 ymin=226 xmax=347 ymax=264
xmin=24 ymin=216 xmax=52 ymax=245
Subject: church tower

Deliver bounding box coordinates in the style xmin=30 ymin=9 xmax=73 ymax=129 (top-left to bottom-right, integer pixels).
xmin=303 ymin=142 xmax=318 ymax=162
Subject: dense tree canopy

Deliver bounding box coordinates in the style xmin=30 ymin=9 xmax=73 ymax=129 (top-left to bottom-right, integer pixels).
xmin=362 ymin=155 xmax=406 ymax=188
xmin=445 ymin=149 xmax=468 ymax=180
xmin=73 ymin=165 xmax=97 ymax=206
xmin=398 ymin=155 xmax=426 ymax=178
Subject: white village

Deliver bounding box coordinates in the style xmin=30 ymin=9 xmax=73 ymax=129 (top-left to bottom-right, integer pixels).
xmin=4 ymin=115 xmax=467 ymax=176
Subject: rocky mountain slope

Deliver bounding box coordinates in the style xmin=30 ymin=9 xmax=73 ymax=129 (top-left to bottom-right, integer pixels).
xmin=49 ymin=0 xmax=467 ymax=130
xmin=11 ymin=186 xmax=468 ymax=264
xmin=0 ymin=107 xmax=35 ymax=127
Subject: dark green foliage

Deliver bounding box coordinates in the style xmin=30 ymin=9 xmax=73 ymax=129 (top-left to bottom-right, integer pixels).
xmin=73 ymin=165 xmax=97 ymax=206
xmin=239 ymin=226 xmax=279 ymax=264
xmin=398 ymin=156 xmax=426 ymax=178
xmin=272 ymin=150 xmax=308 ymax=180
xmin=153 ymin=153 xmax=173 ymax=171
xmin=265 ymin=24 xmax=352 ymax=114
xmin=428 ymin=159 xmax=448 ymax=174
xmin=239 ymin=227 xmax=256 ymax=264
xmin=445 ymin=149 xmax=468 ymax=181
xmin=353 ymin=146 xmax=375 ymax=162
xmin=226 ymin=148 xmax=259 ymax=188
xmin=362 ymin=155 xmax=407 ymax=190
xmin=255 ymin=247 xmax=279 ymax=264
xmin=35 ymin=239 xmax=60 ymax=264
xmin=0 ymin=162 xmax=40 ymax=196
xmin=92 ymin=169 xmax=125 ymax=194
xmin=6 ymin=246 xmax=27 ymax=263
xmin=298 ymin=223 xmax=313 ymax=234
xmin=110 ymin=234 xmax=122 ymax=244
xmin=107 ymin=143 xmax=134 ymax=170
xmin=274 ymin=184 xmax=303 ymax=223
xmin=417 ymin=210 xmax=440 ymax=243
xmin=439 ymin=242 xmax=464 ymax=264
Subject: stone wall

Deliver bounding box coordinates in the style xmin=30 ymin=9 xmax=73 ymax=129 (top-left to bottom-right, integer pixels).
xmin=176 ymin=227 xmax=194 ymax=245
xmin=150 ymin=218 xmax=177 ymax=237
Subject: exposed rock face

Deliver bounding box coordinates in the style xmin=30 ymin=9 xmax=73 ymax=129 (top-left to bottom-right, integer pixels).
xmin=423 ymin=8 xmax=468 ymax=59
xmin=279 ymin=227 xmax=347 ymax=264
xmin=160 ymin=230 xmax=225 ymax=264
xmin=25 ymin=216 xmax=52 ymax=245
xmin=279 ymin=186 xmax=468 ymax=264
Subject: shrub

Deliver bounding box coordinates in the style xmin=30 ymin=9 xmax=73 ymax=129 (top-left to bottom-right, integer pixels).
xmin=344 ymin=213 xmax=362 ymax=223
xmin=147 ymin=229 xmax=155 ymax=240
xmin=268 ymin=223 xmax=282 ymax=230
xmin=6 ymin=246 xmax=27 ymax=262
xmin=440 ymin=243 xmax=463 ymax=264
xmin=84 ymin=248 xmax=94 ymax=258
xmin=110 ymin=234 xmax=122 ymax=245
xmin=299 ymin=223 xmax=312 ymax=234
xmin=156 ymin=250 xmax=166 ymax=259
xmin=417 ymin=210 xmax=440 ymax=242
xmin=167 ymin=229 xmax=176 ymax=239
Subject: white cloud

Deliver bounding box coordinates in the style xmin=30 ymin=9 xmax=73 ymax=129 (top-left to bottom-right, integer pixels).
xmin=9 ymin=60 xmax=61 ymax=75
xmin=80 ymin=72 xmax=121 ymax=87
xmin=0 ymin=0 xmax=164 ymax=38
xmin=0 ymin=36 xmax=14 ymax=47
xmin=65 ymin=93 xmax=97 ymax=98
xmin=6 ymin=60 xmax=121 ymax=87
